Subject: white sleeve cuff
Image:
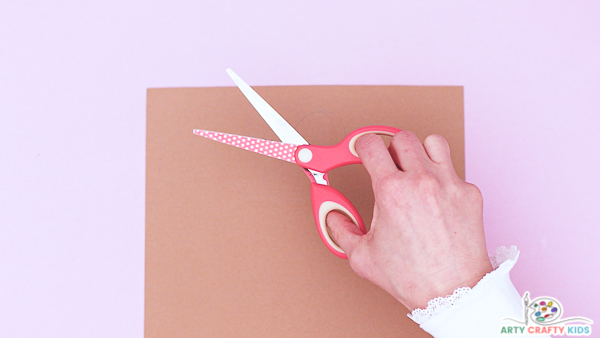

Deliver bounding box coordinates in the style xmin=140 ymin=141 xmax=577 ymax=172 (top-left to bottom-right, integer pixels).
xmin=408 ymin=246 xmax=549 ymax=338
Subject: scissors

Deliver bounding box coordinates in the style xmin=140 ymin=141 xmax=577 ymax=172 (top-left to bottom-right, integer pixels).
xmin=194 ymin=69 xmax=400 ymax=258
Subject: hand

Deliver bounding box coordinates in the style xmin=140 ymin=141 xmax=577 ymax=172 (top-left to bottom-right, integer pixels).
xmin=326 ymin=131 xmax=493 ymax=311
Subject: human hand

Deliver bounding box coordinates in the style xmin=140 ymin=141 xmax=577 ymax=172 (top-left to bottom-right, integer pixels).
xmin=326 ymin=131 xmax=493 ymax=311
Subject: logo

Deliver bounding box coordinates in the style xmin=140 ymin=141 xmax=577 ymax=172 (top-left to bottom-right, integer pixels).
xmin=501 ymin=292 xmax=593 ymax=336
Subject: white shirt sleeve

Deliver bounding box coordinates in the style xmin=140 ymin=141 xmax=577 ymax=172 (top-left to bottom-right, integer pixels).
xmin=408 ymin=246 xmax=550 ymax=338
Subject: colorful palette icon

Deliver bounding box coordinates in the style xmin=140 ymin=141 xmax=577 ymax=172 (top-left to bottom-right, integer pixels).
xmin=529 ymin=298 xmax=562 ymax=323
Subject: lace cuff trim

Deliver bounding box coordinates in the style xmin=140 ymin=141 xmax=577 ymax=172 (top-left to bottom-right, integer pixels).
xmin=407 ymin=245 xmax=519 ymax=325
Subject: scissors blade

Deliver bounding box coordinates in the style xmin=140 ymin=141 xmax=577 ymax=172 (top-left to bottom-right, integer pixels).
xmin=193 ymin=129 xmax=298 ymax=163
xmin=226 ymin=69 xmax=309 ymax=146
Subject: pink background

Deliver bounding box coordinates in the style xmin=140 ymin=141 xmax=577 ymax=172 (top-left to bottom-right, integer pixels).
xmin=1 ymin=1 xmax=598 ymax=336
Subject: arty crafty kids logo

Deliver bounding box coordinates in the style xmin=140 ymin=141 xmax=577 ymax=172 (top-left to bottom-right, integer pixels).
xmin=501 ymin=292 xmax=593 ymax=336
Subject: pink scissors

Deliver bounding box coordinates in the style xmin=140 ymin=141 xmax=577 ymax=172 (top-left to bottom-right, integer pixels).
xmin=194 ymin=69 xmax=401 ymax=259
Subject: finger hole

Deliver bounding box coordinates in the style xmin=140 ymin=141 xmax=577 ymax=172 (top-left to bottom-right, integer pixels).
xmin=320 ymin=202 xmax=359 ymax=253
xmin=348 ymin=131 xmax=395 ymax=157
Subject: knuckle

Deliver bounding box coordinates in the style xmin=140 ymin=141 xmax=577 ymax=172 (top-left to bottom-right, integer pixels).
xmin=376 ymin=174 xmax=404 ymax=199
xmin=415 ymin=172 xmax=442 ymax=193
xmin=464 ymin=182 xmax=483 ymax=202
xmin=449 ymin=181 xmax=483 ymax=204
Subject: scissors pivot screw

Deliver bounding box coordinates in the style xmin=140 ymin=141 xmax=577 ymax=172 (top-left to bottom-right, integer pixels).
xmin=297 ymin=148 xmax=313 ymax=163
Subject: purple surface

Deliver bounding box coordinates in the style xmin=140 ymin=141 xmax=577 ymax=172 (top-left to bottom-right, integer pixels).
xmin=1 ymin=1 xmax=598 ymax=336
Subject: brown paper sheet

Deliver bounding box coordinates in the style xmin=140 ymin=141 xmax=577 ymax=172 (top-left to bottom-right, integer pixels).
xmin=145 ymin=85 xmax=464 ymax=337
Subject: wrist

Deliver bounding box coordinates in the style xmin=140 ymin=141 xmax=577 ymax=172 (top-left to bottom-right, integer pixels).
xmin=401 ymin=257 xmax=493 ymax=310
xmin=408 ymin=246 xmax=523 ymax=337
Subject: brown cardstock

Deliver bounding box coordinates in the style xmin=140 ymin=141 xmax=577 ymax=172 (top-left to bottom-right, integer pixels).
xmin=145 ymin=85 xmax=464 ymax=337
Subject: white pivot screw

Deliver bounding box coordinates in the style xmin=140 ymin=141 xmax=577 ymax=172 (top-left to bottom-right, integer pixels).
xmin=297 ymin=148 xmax=313 ymax=163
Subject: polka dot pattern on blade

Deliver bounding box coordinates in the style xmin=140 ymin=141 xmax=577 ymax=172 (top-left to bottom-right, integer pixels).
xmin=193 ymin=129 xmax=298 ymax=163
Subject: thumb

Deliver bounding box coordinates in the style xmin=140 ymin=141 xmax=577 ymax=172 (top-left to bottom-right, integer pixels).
xmin=326 ymin=211 xmax=363 ymax=256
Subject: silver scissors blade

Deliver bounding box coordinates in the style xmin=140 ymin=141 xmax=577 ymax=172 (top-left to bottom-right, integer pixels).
xmin=226 ymin=69 xmax=309 ymax=146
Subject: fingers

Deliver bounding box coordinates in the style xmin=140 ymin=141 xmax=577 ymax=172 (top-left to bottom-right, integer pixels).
xmin=355 ymin=134 xmax=398 ymax=182
xmin=423 ymin=134 xmax=454 ymax=168
xmin=388 ymin=131 xmax=430 ymax=172
xmin=359 ymin=131 xmax=455 ymax=177
xmin=326 ymin=211 xmax=363 ymax=256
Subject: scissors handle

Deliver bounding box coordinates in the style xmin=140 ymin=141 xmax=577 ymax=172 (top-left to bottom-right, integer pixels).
xmin=310 ymin=183 xmax=367 ymax=259
xmin=295 ymin=126 xmax=402 ymax=173
xmin=297 ymin=126 xmax=402 ymax=258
